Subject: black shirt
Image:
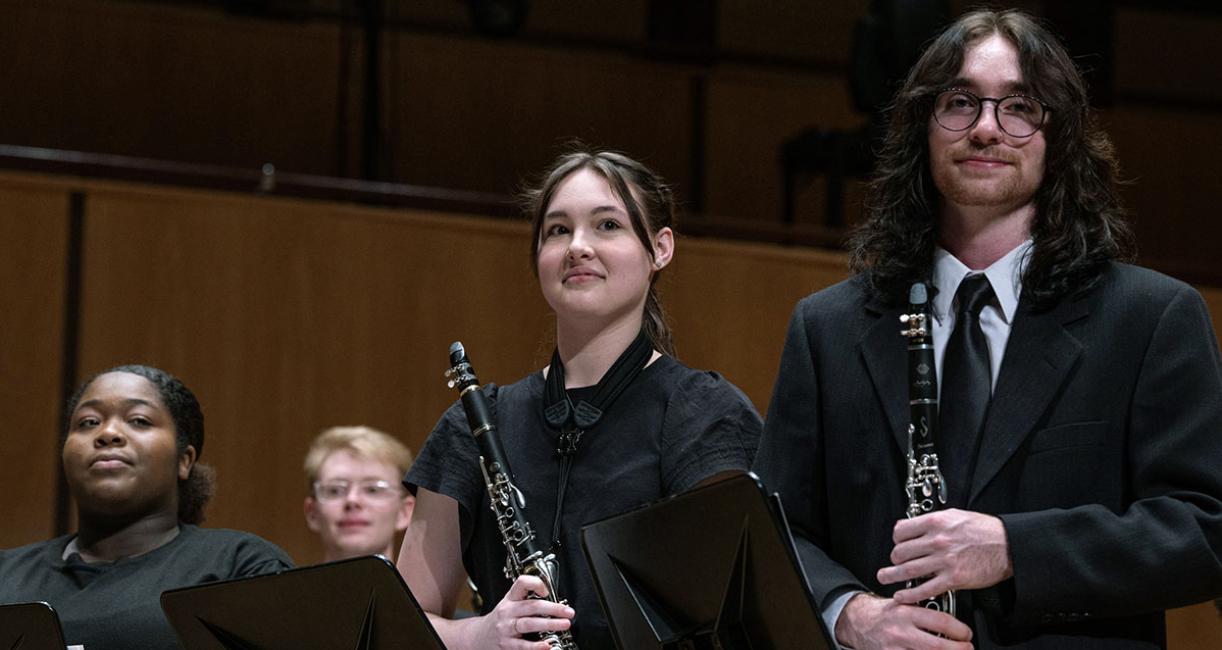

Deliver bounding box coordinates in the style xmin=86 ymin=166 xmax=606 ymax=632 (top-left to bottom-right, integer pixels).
xmin=406 ymin=355 xmax=762 ymax=649
xmin=0 ymin=525 xmax=292 ymax=649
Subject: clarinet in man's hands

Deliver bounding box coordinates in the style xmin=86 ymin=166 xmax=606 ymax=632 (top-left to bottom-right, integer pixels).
xmin=899 ymin=283 xmax=957 ymax=617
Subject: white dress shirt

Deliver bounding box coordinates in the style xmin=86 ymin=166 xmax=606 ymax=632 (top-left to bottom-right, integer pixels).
xmin=930 ymin=239 xmax=1031 ymax=392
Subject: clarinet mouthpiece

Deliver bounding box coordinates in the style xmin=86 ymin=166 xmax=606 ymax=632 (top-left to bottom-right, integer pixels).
xmin=449 ymin=341 xmax=466 ymax=366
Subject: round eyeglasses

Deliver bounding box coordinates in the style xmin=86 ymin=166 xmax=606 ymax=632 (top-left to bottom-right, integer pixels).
xmin=932 ymin=88 xmax=1049 ymax=138
xmin=312 ymin=479 xmax=403 ymax=502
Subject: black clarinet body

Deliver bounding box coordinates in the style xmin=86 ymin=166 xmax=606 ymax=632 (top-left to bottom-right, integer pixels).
xmin=899 ymin=282 xmax=956 ymax=617
xmin=445 ymin=342 xmax=579 ymax=650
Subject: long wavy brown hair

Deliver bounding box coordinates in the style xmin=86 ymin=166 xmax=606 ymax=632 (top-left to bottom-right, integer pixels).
xmin=849 ymin=9 xmax=1134 ymax=307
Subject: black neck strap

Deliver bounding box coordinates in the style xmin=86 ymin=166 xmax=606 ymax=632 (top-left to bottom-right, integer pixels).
xmin=540 ymin=327 xmax=653 ymax=551
xmin=543 ymin=327 xmax=653 ymax=443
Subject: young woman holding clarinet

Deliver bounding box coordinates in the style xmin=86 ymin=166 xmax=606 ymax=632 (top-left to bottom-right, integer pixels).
xmin=397 ymin=148 xmax=762 ymax=650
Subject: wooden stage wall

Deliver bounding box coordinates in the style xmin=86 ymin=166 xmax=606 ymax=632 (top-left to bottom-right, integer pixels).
xmin=0 ymin=171 xmax=1217 ymax=645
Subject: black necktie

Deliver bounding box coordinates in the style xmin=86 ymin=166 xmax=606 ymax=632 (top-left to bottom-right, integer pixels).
xmin=939 ymin=274 xmax=995 ymax=506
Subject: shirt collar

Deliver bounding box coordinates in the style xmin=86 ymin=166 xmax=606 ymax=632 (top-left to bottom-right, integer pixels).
xmin=931 ymin=239 xmax=1031 ymax=324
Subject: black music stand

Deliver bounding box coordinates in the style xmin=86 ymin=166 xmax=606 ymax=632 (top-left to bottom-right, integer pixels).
xmin=581 ymin=471 xmax=833 ymax=650
xmin=0 ymin=602 xmax=67 ymax=649
xmin=161 ymin=555 xmax=444 ymax=649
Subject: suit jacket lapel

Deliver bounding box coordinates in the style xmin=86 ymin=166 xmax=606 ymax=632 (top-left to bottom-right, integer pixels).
xmin=968 ymin=294 xmax=1090 ymax=504
xmin=860 ymin=297 xmax=911 ymax=455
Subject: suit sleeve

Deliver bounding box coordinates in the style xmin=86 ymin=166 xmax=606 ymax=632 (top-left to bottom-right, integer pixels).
xmin=1001 ymin=283 xmax=1222 ymax=623
xmin=752 ymin=298 xmax=867 ymax=609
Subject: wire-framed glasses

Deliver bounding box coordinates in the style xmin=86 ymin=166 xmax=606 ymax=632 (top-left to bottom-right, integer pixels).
xmin=932 ymin=88 xmax=1050 ymax=138
xmin=312 ymin=479 xmax=403 ymax=502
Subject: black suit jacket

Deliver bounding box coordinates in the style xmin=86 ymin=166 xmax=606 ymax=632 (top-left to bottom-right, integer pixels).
xmin=754 ymin=263 xmax=1222 ymax=648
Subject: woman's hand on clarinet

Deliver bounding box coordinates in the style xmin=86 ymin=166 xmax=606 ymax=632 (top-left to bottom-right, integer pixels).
xmin=467 ymin=574 xmax=575 ymax=650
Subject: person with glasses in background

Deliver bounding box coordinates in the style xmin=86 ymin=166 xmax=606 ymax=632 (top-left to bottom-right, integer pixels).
xmin=303 ymin=426 xmax=415 ymax=562
xmin=753 ymin=9 xmax=1222 ymax=650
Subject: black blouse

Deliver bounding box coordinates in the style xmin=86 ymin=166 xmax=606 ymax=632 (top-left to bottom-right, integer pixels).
xmin=406 ymin=355 xmax=762 ymax=649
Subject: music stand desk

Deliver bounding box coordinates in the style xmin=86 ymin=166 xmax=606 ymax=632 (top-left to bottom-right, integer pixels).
xmin=0 ymin=602 xmax=67 ymax=650
xmin=161 ymin=555 xmax=444 ymax=649
xmin=581 ymin=471 xmax=833 ymax=650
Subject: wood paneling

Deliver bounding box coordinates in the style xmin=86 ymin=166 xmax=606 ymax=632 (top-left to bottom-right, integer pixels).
xmin=1115 ymin=9 xmax=1222 ymax=105
xmin=1169 ymin=600 xmax=1222 ymax=649
xmin=393 ymin=0 xmax=647 ymax=41
xmin=386 ymin=32 xmax=694 ymax=199
xmin=0 ymin=0 xmax=347 ymax=175
xmin=664 ymin=238 xmax=847 ymax=411
xmin=1101 ymin=107 xmax=1222 ymax=284
xmin=718 ymin=0 xmax=861 ymax=63
xmin=705 ymin=67 xmax=863 ymax=224
xmin=0 ymin=175 xmax=70 ymax=548
xmin=518 ymin=0 xmax=647 ymax=41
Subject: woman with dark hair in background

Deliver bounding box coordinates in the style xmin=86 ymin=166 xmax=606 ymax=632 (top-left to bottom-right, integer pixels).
xmin=397 ymin=149 xmax=762 ymax=649
xmin=0 ymin=364 xmax=292 ymax=649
